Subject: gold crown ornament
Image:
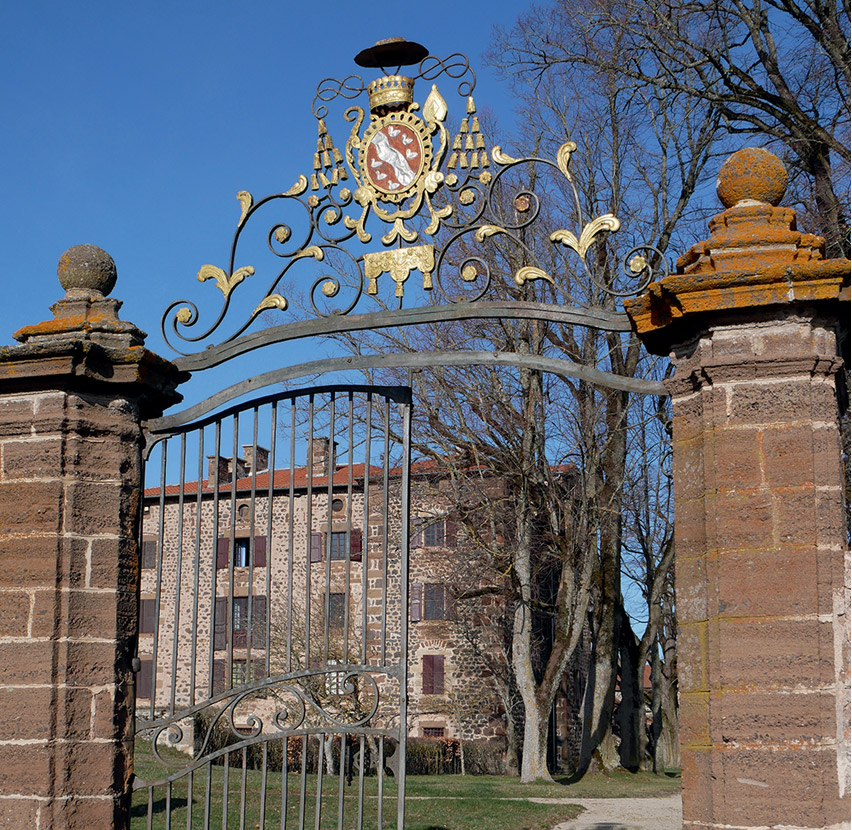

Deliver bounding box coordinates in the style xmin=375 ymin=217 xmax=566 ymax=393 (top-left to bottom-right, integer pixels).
xmin=367 ymin=75 xmax=415 ymax=113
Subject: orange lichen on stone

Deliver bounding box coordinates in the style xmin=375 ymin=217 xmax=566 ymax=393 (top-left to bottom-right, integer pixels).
xmin=623 ymin=148 xmax=850 ymax=354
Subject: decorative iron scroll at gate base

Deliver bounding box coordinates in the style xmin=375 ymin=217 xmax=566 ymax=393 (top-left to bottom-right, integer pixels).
xmin=134 ymin=385 xmax=411 ymax=829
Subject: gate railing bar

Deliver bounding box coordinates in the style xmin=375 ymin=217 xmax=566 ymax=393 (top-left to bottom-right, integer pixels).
xmin=380 ymin=397 xmax=390 ymax=666
xmin=323 ymin=392 xmax=335 ymax=667
xmin=225 ymin=412 xmax=239 ymax=704
xmin=287 ymin=397 xmax=296 ymax=674
xmin=206 ymin=418 xmax=222 ymax=700
xmin=169 ymin=432 xmax=187 ymax=716
xmin=267 ymin=399 xmax=277 ymax=677
xmin=147 ymin=353 xmax=663 ymax=436
xmin=397 ymin=396 xmax=412 ymax=830
xmin=189 ymin=427 xmax=205 ymax=706
xmin=172 ymin=301 xmax=631 ymax=373
xmin=189 ymin=419 xmax=204 ymax=830
xmin=358 ymin=390 xmax=372 ymax=830
xmin=343 ymin=392 xmax=354 ymax=668
xmin=150 ymin=441 xmax=168 ymax=722
xmin=306 ymin=394 xmax=314 ymax=677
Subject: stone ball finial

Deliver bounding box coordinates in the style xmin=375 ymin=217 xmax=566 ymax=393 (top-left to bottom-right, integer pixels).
xmin=716 ymin=147 xmax=788 ymax=209
xmin=57 ymin=244 xmax=117 ymax=297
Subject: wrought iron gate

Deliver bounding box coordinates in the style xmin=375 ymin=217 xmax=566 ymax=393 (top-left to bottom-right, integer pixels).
xmin=134 ymin=385 xmax=411 ymax=829
xmin=133 ymin=35 xmax=669 ymax=829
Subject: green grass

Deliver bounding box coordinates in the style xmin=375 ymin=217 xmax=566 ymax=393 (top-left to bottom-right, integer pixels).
xmin=131 ymin=740 xmax=582 ymax=829
xmin=131 ymin=739 xmax=679 ymax=829
xmin=406 ymin=769 xmax=681 ymax=800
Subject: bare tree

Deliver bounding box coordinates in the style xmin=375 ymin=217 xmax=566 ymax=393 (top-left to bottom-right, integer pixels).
xmin=491 ymin=0 xmax=850 ymax=257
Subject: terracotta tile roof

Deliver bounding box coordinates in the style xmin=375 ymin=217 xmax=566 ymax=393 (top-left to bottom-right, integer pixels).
xmin=144 ymin=458 xmax=577 ymax=499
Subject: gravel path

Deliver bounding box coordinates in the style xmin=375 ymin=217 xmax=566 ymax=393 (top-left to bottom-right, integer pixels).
xmin=544 ymin=794 xmax=682 ymax=830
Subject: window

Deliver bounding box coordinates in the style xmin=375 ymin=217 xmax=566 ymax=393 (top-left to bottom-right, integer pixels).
xmin=212 ymin=658 xmax=265 ymax=693
xmin=216 ymin=536 xmax=267 ymax=569
xmin=328 ymin=593 xmax=345 ymax=628
xmin=330 ymin=531 xmax=347 ymax=560
xmin=422 ymin=654 xmax=445 ymax=695
xmin=423 ymin=584 xmax=445 ymax=620
xmin=141 ymin=540 xmax=157 ymax=570
xmin=139 ymin=598 xmax=156 ymax=634
xmin=411 ymin=584 xmax=455 ymax=622
xmin=331 ymin=498 xmax=344 ymax=513
xmin=424 ymin=521 xmax=445 ymax=547
xmin=136 ymin=659 xmax=153 ymax=699
xmin=214 ymin=596 xmax=267 ymax=649
xmin=422 ymin=726 xmax=445 ymax=738
xmin=412 ymin=517 xmax=455 ymax=548
xmin=310 ymin=529 xmax=362 ymax=562
xmin=325 ymin=659 xmax=346 ymax=695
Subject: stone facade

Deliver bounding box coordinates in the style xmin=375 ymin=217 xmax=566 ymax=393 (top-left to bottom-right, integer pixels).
xmin=138 ymin=445 xmax=588 ymax=766
xmin=0 ymin=247 xmax=183 ymax=830
xmin=625 ymin=148 xmax=850 ymax=830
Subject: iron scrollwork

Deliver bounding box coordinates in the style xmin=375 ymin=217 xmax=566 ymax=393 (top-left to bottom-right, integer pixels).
xmin=134 ymin=666 xmax=382 ymax=788
xmin=161 ymin=50 xmax=668 ymax=356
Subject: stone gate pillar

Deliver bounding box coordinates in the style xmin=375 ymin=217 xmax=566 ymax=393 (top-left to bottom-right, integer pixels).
xmin=624 ymin=149 xmax=850 ymax=830
xmin=0 ymin=246 xmax=185 ymax=829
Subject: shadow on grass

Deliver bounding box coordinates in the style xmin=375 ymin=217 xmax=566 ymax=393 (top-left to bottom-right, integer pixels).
xmin=130 ymin=797 xmax=189 ymax=818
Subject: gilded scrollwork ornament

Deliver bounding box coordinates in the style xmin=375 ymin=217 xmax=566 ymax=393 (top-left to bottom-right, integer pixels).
xmin=161 ymin=40 xmax=666 ymax=355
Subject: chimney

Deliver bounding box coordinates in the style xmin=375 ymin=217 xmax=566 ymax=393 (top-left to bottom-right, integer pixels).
xmin=242 ymin=445 xmax=270 ymax=474
xmin=310 ymin=438 xmax=337 ymax=476
xmin=207 ymin=455 xmax=231 ymax=485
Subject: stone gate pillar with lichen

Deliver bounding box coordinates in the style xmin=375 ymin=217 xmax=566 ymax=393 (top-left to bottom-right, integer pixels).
xmin=625 ymin=148 xmax=850 ymax=830
xmin=0 ymin=247 xmax=185 ymax=829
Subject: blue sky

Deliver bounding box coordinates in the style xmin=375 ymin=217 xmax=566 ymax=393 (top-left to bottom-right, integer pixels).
xmin=0 ymin=1 xmax=527 ymax=404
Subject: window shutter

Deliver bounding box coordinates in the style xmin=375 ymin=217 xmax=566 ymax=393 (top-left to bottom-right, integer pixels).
xmin=433 ymin=655 xmax=445 ymax=693
xmin=216 ymin=537 xmax=229 ymax=570
xmin=310 ymin=532 xmax=323 ymax=562
xmin=214 ymin=597 xmax=227 ymax=650
xmin=212 ymin=659 xmax=226 ymax=694
xmin=251 ymin=596 xmax=267 ymax=648
xmin=141 ymin=540 xmax=157 ymax=570
xmin=140 ymin=598 xmax=156 ymax=634
xmin=412 ymin=518 xmax=424 ymax=548
xmin=253 ymin=535 xmax=267 ymax=567
xmin=349 ymin=528 xmax=362 ymax=561
xmin=136 ymin=659 xmax=153 ymax=700
xmin=444 ymin=518 xmax=457 ymax=546
xmin=446 ymin=586 xmax=458 ymax=621
xmin=422 ymin=655 xmax=434 ymax=694
xmin=410 ymin=582 xmax=422 ymax=622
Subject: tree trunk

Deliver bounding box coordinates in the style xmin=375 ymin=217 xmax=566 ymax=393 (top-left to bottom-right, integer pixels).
xmin=615 ymin=615 xmax=642 ymax=772
xmin=519 ymin=690 xmax=553 ymax=782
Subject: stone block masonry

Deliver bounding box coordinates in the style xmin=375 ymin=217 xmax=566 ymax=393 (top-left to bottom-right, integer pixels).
xmin=0 ymin=246 xmax=184 ymax=830
xmin=625 ymin=148 xmax=850 ymax=830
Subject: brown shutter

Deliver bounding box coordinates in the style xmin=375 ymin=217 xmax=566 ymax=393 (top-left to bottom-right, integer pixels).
xmin=433 ymin=655 xmax=445 ymax=693
xmin=212 ymin=659 xmax=226 ymax=694
xmin=412 ymin=518 xmax=424 ymax=548
xmin=349 ymin=528 xmax=362 ymax=561
xmin=140 ymin=598 xmax=156 ymax=634
xmin=422 ymin=654 xmax=434 ymax=694
xmin=136 ymin=659 xmax=153 ymax=699
xmin=310 ymin=532 xmax=323 ymax=562
xmin=410 ymin=582 xmax=422 ymax=622
xmin=253 ymin=535 xmax=267 ymax=567
xmin=251 ymin=596 xmax=267 ymax=648
xmin=216 ymin=537 xmax=229 ymax=569
xmin=141 ymin=540 xmax=157 ymax=569
xmin=444 ymin=518 xmax=457 ymax=546
xmin=214 ymin=597 xmax=227 ymax=650
xmin=446 ymin=585 xmax=459 ymax=621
